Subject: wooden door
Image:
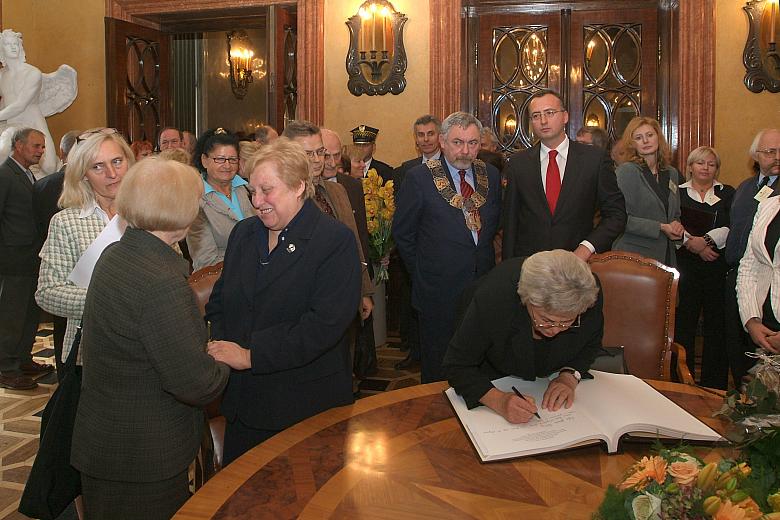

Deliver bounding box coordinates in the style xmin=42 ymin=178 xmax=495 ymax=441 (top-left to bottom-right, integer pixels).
xmin=477 ymin=13 xmax=562 ymax=152
xmin=105 ymin=18 xmax=170 ymax=145
xmin=270 ymin=7 xmax=297 ymax=133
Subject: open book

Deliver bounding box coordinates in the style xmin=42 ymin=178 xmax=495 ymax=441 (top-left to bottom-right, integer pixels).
xmin=445 ymin=370 xmax=723 ymax=462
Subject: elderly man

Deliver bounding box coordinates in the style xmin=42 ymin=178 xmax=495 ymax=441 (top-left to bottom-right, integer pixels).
xmin=726 ymin=128 xmax=780 ymax=383
xmin=158 ymin=127 xmax=183 ymax=151
xmin=501 ymin=90 xmax=625 ymax=261
xmin=575 ymin=126 xmax=609 ymax=149
xmin=0 ymin=128 xmax=54 ymax=390
xmin=480 ymin=127 xmax=499 ymax=152
xmin=350 ymin=125 xmax=393 ymax=184
xmin=254 ymin=125 xmax=279 ymax=145
xmin=283 ymin=121 xmax=374 ymax=323
xmin=393 ymin=112 xmax=502 ymax=383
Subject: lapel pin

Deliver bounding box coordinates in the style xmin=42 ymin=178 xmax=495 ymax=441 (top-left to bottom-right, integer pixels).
xmin=286 ymin=243 xmax=296 ymax=253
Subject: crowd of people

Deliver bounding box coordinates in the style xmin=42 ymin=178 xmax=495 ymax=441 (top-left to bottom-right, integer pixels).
xmin=1 ymin=88 xmax=779 ymax=517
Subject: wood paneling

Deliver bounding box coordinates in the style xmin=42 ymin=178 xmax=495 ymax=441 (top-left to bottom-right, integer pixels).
xmin=430 ymin=0 xmax=463 ymax=119
xmin=677 ymin=0 xmax=715 ymax=167
xmin=296 ymin=0 xmax=323 ymax=124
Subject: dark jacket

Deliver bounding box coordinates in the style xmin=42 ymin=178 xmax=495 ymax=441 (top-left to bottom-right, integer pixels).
xmin=444 ymin=257 xmax=604 ymax=409
xmin=71 ymin=228 xmax=229 ymax=482
xmin=392 ymin=158 xmax=502 ymax=312
xmin=501 ymin=140 xmax=625 ymax=258
xmin=33 ymin=167 xmax=65 ymax=240
xmin=206 ymin=199 xmax=362 ymax=430
xmin=369 ymin=158 xmax=394 ymax=185
xmin=0 ymin=156 xmax=40 ymax=274
xmin=335 ymin=172 xmax=373 ymax=278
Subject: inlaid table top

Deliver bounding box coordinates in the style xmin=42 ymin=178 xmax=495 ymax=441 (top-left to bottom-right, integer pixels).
xmin=174 ymin=380 xmax=730 ymax=520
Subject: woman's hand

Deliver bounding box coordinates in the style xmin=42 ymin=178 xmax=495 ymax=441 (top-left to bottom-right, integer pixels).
xmin=207 ymin=340 xmax=252 ymax=370
xmin=660 ymin=221 xmax=684 ymax=240
xmin=745 ymin=318 xmax=779 ymax=353
xmin=480 ymin=387 xmax=538 ymax=424
xmin=685 ymin=236 xmax=707 ymax=254
xmin=542 ymin=373 xmax=577 ymax=411
xmin=698 ymin=246 xmax=719 ymax=262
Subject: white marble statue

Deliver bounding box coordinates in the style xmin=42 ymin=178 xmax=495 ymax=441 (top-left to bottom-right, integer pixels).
xmin=0 ymin=29 xmax=77 ymax=174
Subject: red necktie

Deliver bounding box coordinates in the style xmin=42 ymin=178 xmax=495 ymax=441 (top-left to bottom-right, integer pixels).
xmin=546 ymin=149 xmax=561 ymax=214
xmin=459 ymin=170 xmax=480 ymax=239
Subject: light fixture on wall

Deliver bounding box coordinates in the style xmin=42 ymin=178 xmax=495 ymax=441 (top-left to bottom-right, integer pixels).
xmin=585 ymin=114 xmax=601 ymax=127
xmin=346 ymin=0 xmax=408 ymax=96
xmin=503 ymin=114 xmax=517 ymax=137
xmin=743 ymin=0 xmax=780 ymax=92
xmin=226 ymin=30 xmax=255 ymax=100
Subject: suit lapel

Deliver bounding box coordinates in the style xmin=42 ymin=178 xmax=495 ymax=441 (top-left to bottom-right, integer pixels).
xmin=441 ymin=158 xmax=477 ymax=246
xmin=251 ymin=200 xmax=319 ymax=296
xmin=554 ymin=142 xmax=580 ymax=219
xmin=637 ymin=169 xmax=667 ymax=214
xmin=5 ymin=157 xmax=33 ymax=192
xmin=526 ymin=144 xmax=548 ymax=215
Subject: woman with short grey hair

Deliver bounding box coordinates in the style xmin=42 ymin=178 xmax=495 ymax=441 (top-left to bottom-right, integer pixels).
xmin=444 ymin=250 xmax=604 ymax=424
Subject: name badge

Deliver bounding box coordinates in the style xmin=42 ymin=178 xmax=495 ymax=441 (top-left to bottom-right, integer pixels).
xmin=704 ymin=192 xmax=721 ymax=206
xmin=668 ymin=180 xmax=678 ymax=194
xmin=755 ymin=185 xmax=774 ymax=203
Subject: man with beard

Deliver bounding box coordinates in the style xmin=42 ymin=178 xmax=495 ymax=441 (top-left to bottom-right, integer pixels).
xmin=393 ymin=112 xmax=502 ymax=383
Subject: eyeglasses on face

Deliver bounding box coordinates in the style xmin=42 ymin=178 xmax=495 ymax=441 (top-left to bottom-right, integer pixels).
xmin=530 ymin=308 xmax=581 ymax=329
xmin=209 ymin=156 xmax=239 ymax=165
xmin=757 ymin=148 xmax=780 ymax=157
xmin=77 ymin=128 xmax=118 ymax=143
xmin=530 ymin=109 xmax=565 ymax=121
xmin=323 ymin=151 xmax=342 ymax=162
xmin=304 ymin=148 xmax=327 ymax=159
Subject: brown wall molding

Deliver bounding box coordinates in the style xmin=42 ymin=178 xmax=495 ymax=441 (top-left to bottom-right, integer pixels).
xmin=430 ymin=0 xmax=462 ymax=119
xmin=677 ymin=0 xmax=715 ymax=166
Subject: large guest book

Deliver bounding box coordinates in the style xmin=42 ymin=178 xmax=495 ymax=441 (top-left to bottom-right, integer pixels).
xmin=445 ymin=370 xmax=723 ymax=462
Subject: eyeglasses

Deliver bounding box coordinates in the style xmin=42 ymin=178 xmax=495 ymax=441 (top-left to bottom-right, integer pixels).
xmin=323 ymin=151 xmax=342 ymax=162
xmin=530 ymin=308 xmax=581 ymax=329
xmin=304 ymin=148 xmax=327 ymax=159
xmin=530 ymin=109 xmax=566 ymax=121
xmin=209 ymin=156 xmax=239 ymax=165
xmin=757 ymin=148 xmax=780 ymax=157
xmin=77 ymin=128 xmax=118 ymax=143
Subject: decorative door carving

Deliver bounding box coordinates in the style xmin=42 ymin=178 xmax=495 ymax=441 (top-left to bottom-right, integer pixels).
xmin=105 ymin=18 xmax=170 ymax=145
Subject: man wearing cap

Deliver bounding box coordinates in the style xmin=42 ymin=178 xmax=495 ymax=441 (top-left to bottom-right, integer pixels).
xmin=350 ymin=125 xmax=393 ymax=184
xmin=392 ymin=112 xmax=502 ymax=383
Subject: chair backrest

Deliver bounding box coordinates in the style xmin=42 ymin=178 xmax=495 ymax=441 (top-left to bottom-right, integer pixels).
xmin=588 ymin=251 xmax=679 ymax=381
xmin=188 ymin=261 xmax=224 ymax=317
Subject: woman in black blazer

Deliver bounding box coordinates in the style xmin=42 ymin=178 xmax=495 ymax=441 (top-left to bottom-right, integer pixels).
xmin=206 ymin=138 xmax=362 ymax=465
xmin=675 ymin=146 xmax=735 ymax=389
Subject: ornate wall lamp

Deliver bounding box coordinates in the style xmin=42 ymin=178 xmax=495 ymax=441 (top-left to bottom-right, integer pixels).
xmin=743 ymin=0 xmax=780 ymax=92
xmin=226 ymin=30 xmax=259 ymax=100
xmin=345 ymin=0 xmax=408 ymax=96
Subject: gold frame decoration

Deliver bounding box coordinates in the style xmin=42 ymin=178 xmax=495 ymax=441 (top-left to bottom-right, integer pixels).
xmin=345 ymin=0 xmax=408 ymax=96
xmin=743 ymin=0 xmax=780 ymax=93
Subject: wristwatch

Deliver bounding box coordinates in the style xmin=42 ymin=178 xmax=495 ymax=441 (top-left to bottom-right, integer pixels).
xmin=559 ymin=367 xmax=582 ymax=382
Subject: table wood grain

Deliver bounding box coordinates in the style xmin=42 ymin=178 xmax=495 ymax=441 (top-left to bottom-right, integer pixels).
xmin=174 ymin=380 xmax=731 ymax=520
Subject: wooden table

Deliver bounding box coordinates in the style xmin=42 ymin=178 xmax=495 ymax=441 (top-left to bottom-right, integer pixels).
xmin=174 ymin=380 xmax=731 ymax=520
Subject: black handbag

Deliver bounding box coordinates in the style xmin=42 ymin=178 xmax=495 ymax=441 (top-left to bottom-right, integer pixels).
xmin=18 ymin=325 xmax=83 ymax=520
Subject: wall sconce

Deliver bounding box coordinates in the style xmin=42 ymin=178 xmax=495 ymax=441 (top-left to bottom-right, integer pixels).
xmin=226 ymin=30 xmax=255 ymax=100
xmin=743 ymin=0 xmax=780 ymax=92
xmin=345 ymin=0 xmax=408 ymax=96
xmin=503 ymin=115 xmax=517 ymax=137
xmin=585 ymin=114 xmax=601 ymax=127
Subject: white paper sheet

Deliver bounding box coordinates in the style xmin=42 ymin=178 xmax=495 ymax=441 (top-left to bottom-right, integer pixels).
xmin=68 ymin=215 xmax=125 ymax=288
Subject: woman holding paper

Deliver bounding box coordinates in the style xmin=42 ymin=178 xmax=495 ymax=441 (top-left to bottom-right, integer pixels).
xmin=443 ymin=250 xmax=603 ymax=424
xmin=35 ymin=128 xmax=135 ymax=364
xmin=675 ymin=147 xmax=734 ymax=389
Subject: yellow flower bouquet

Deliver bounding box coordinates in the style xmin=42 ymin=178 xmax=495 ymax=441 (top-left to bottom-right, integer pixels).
xmin=362 ymin=168 xmax=395 ymax=282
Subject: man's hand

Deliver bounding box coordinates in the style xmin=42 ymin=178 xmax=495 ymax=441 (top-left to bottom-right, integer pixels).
xmin=573 ymin=244 xmax=592 ymax=261
xmin=542 ymin=372 xmax=577 ymax=411
xmin=360 ymin=296 xmax=374 ymax=320
xmin=480 ymin=387 xmax=538 ymax=424
xmin=698 ymin=246 xmax=719 ymax=262
xmin=746 ymin=318 xmax=779 ymax=353
xmin=207 ymin=340 xmax=252 ymax=370
xmin=685 ymin=236 xmax=707 ymax=254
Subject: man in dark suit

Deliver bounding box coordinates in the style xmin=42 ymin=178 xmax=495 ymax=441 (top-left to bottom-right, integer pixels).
xmin=32 ymin=129 xmax=79 ymax=379
xmin=393 ymin=112 xmax=502 ymax=383
xmin=321 ymin=127 xmax=377 ymax=377
xmin=350 ymin=125 xmax=393 ymax=184
xmin=501 ymin=90 xmax=626 ymax=261
xmin=725 ymin=128 xmax=780 ymax=384
xmin=392 ymin=115 xmax=442 ymax=370
xmin=0 ymin=128 xmax=53 ymax=390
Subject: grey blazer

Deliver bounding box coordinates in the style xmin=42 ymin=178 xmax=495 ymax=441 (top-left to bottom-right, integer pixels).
xmin=613 ymin=161 xmax=682 ymax=266
xmin=187 ymin=183 xmax=254 ymax=270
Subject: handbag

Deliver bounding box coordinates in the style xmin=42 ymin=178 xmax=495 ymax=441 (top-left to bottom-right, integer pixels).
xmin=18 ymin=325 xmax=83 ymax=520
